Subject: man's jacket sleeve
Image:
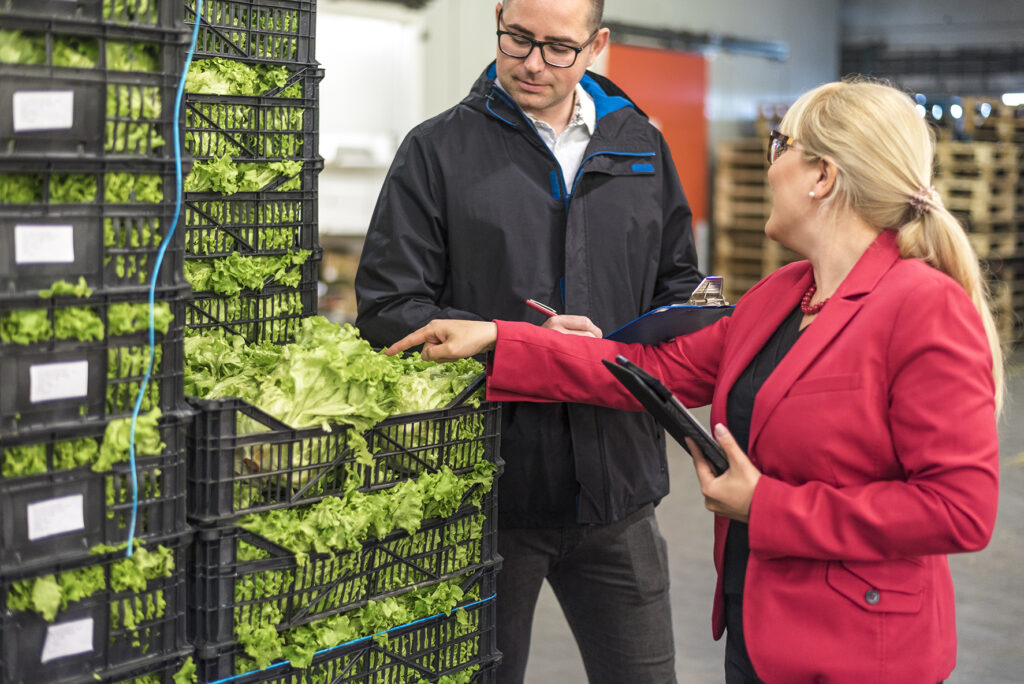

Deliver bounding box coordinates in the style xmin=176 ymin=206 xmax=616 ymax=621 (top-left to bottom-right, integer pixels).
xmin=354 ymin=131 xmax=484 ymax=348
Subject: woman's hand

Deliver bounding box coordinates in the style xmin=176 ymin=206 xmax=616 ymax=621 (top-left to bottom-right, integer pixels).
xmin=385 ymin=319 xmax=498 ymax=362
xmin=686 ymin=424 xmax=762 ymax=523
xmin=542 ymin=314 xmax=602 ymax=337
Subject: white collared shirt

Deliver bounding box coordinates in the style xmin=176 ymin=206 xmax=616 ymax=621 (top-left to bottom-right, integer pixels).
xmin=524 ymin=83 xmax=596 ymax=189
xmin=494 ymin=81 xmax=596 ymax=189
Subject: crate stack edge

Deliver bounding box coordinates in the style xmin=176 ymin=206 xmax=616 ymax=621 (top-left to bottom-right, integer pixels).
xmin=0 ymin=1 xmax=195 ymax=681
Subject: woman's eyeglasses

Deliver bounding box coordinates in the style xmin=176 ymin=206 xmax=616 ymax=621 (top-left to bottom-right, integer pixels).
xmin=768 ymin=129 xmax=797 ymax=165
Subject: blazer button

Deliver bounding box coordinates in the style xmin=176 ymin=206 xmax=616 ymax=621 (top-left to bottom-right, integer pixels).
xmin=864 ymin=589 xmax=881 ymax=605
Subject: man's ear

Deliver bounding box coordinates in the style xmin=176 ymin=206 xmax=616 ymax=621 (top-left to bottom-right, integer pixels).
xmin=587 ymin=28 xmax=611 ymax=64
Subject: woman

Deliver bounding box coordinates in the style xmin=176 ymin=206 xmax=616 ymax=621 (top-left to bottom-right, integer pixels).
xmin=386 ymin=80 xmax=1004 ymax=683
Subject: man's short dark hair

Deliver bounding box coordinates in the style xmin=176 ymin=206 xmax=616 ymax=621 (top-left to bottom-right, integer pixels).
xmin=503 ymin=0 xmax=604 ymax=33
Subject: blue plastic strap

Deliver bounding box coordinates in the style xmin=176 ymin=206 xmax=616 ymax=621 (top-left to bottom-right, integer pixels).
xmin=206 ymin=594 xmax=498 ymax=684
xmin=125 ymin=0 xmax=203 ymax=557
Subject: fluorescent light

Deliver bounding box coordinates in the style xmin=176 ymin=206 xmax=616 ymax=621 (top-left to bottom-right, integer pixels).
xmin=950 ymin=104 xmax=963 ymax=119
xmin=1002 ymin=93 xmax=1024 ymax=106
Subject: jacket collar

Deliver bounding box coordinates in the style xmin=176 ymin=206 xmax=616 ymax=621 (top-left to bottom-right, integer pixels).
xmin=728 ymin=230 xmax=902 ymax=454
xmin=474 ymin=62 xmax=634 ymax=128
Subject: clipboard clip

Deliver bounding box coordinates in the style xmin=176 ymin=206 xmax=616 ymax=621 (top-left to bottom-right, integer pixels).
xmin=686 ymin=275 xmax=729 ymax=306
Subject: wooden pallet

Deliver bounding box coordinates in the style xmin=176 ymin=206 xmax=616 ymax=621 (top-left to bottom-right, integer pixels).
xmin=961 ymin=98 xmax=1024 ymax=144
xmin=716 ymin=139 xmax=768 ymax=170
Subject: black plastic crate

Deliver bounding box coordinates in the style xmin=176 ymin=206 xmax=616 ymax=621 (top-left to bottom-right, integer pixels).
xmin=0 ymin=533 xmax=190 ymax=684
xmin=183 ymin=254 xmax=318 ymax=344
xmin=0 ymin=201 xmax=186 ymax=295
xmin=183 ymin=162 xmax=318 ymax=260
xmin=1 ymin=0 xmax=183 ymax=30
xmin=195 ymin=564 xmax=499 ymax=684
xmin=0 ymin=156 xmax=190 ymax=294
xmin=184 ymin=0 xmax=315 ymax=64
xmin=185 ymin=384 xmax=499 ymax=523
xmin=0 ymin=288 xmax=187 ymax=436
xmin=189 ymin=492 xmax=497 ymax=649
xmin=0 ymin=15 xmax=187 ymax=161
xmin=184 ymin=64 xmax=321 ymax=166
xmin=0 ymin=410 xmax=190 ymax=574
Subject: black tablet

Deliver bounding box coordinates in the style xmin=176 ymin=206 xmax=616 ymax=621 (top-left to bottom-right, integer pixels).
xmin=603 ymin=355 xmax=729 ymax=476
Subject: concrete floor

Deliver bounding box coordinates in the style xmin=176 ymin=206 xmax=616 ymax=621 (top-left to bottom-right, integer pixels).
xmin=524 ymin=352 xmax=1024 ymax=683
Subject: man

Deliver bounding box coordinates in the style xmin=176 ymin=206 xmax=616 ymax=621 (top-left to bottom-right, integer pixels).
xmin=355 ymin=0 xmax=702 ymax=681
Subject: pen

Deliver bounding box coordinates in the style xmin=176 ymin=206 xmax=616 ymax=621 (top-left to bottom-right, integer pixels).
xmin=525 ymin=298 xmax=558 ymax=318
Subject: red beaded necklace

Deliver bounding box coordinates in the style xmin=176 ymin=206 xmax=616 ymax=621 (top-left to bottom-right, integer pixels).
xmin=800 ymin=283 xmax=829 ymax=315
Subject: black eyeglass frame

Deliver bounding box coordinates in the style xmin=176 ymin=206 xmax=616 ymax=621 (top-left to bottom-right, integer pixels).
xmin=496 ymin=9 xmax=599 ymax=69
xmin=768 ymin=129 xmax=798 ymax=165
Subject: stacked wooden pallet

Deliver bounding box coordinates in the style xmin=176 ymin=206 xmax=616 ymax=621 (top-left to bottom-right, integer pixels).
xmin=712 ymin=139 xmax=800 ymax=304
xmin=961 ymin=97 xmax=1024 ymax=145
xmin=934 ymin=141 xmax=1020 ymax=260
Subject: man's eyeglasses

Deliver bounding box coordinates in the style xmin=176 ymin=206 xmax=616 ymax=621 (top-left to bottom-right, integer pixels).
xmin=496 ymin=9 xmax=598 ymax=69
xmin=768 ymin=129 xmax=798 ymax=165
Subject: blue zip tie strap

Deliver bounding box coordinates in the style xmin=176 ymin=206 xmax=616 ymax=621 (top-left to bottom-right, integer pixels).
xmin=205 ymin=593 xmax=498 ymax=684
xmin=126 ymin=0 xmax=203 ymax=557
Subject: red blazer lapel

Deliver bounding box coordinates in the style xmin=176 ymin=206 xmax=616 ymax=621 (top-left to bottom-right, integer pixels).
xmin=747 ymin=231 xmax=902 ymax=454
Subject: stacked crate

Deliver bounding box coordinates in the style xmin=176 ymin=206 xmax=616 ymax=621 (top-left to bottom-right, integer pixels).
xmin=178 ymin=3 xmax=503 ymax=681
xmin=712 ymin=139 xmax=800 ymax=303
xmin=181 ymin=0 xmax=322 ymax=345
xmin=184 ymin=393 xmax=503 ymax=682
xmin=0 ymin=0 xmax=194 ymax=680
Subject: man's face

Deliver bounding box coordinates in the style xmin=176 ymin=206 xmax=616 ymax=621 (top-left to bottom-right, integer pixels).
xmin=494 ymin=0 xmax=608 ymax=125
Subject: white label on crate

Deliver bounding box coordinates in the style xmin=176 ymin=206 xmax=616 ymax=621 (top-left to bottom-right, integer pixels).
xmin=26 ymin=494 xmax=85 ymax=541
xmin=29 ymin=360 xmax=89 ymax=403
xmin=14 ymin=224 xmax=76 ymax=264
xmin=40 ymin=617 xmax=94 ymax=663
xmin=12 ymin=91 xmax=74 ymax=132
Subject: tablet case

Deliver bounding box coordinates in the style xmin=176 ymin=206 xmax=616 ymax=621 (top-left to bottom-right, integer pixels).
xmin=603 ymin=355 xmax=729 ymax=475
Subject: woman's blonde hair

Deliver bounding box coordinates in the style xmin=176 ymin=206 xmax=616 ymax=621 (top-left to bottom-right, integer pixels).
xmin=780 ymin=77 xmax=1005 ymax=413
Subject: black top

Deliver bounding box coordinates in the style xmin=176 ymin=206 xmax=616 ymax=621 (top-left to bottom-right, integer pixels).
xmin=723 ymin=305 xmax=805 ymax=594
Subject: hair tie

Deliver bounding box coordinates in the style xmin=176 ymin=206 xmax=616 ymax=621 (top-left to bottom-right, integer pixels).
xmin=909 ymin=186 xmax=937 ymax=216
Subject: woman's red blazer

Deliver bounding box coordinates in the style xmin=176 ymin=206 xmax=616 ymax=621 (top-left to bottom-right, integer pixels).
xmin=485 ymin=230 xmax=999 ymax=683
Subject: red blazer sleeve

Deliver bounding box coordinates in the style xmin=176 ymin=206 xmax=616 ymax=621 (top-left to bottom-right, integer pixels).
xmin=749 ymin=282 xmax=999 ymax=561
xmin=486 ymin=317 xmax=728 ymax=409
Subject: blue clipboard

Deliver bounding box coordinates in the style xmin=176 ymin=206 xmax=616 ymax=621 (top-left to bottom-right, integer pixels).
xmin=604 ymin=305 xmax=733 ymax=344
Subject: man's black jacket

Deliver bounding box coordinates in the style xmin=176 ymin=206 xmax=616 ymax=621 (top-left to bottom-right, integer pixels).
xmin=356 ymin=63 xmax=702 ymax=527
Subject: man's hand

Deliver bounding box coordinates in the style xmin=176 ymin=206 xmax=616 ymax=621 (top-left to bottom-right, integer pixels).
xmin=686 ymin=423 xmax=762 ymax=523
xmin=542 ymin=314 xmax=602 ymax=337
xmin=386 ymin=320 xmax=498 ymax=362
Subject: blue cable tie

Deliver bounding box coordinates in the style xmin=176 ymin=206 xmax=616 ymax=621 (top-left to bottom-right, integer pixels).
xmin=126 ymin=0 xmax=203 ymax=557
xmin=205 ymin=594 xmax=498 ymax=684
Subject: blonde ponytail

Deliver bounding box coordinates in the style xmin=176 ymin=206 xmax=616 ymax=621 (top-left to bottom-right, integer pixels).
xmin=897 ymin=202 xmax=1006 ymax=413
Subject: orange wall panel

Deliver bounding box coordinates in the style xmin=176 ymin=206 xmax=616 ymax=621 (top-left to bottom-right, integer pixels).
xmin=605 ymin=44 xmax=708 ymax=228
